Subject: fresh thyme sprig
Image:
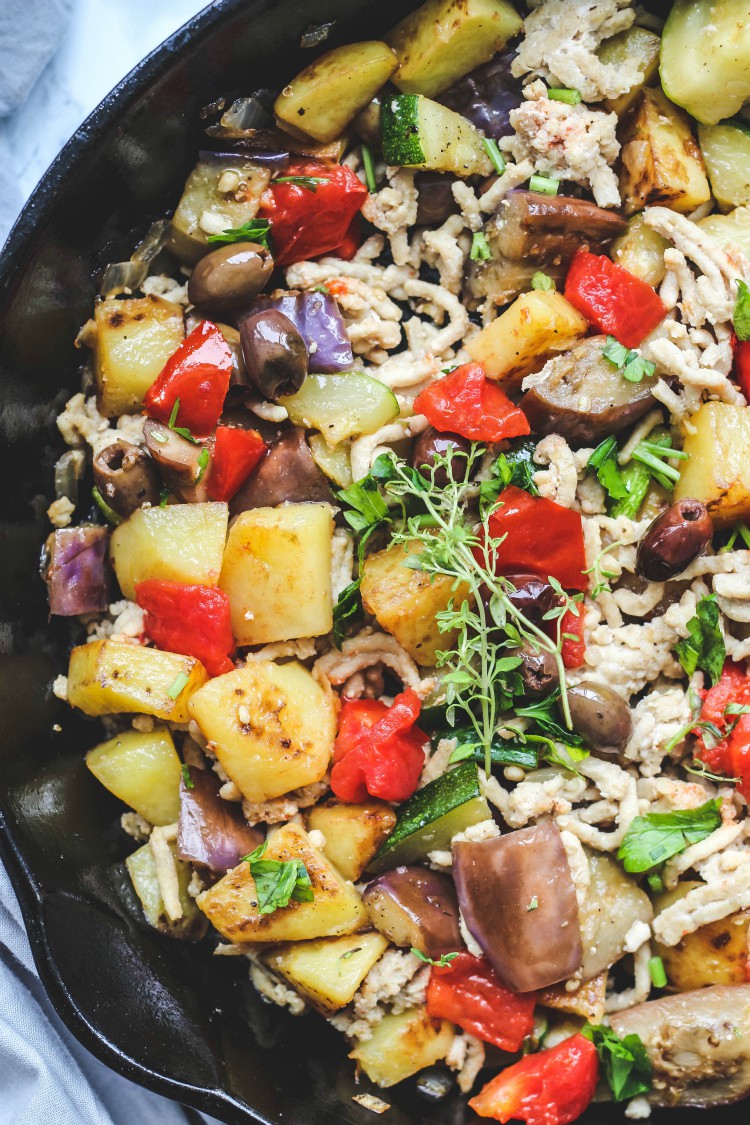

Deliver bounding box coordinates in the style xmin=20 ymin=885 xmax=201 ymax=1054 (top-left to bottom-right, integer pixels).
xmin=583 ymin=539 xmax=625 ymax=598
xmin=373 ymin=446 xmax=577 ymax=774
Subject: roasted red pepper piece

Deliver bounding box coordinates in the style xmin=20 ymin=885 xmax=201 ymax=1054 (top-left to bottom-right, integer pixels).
xmin=413 ymin=363 xmax=530 ymax=443
xmin=135 ymin=580 xmax=235 ymax=678
xmin=426 ymin=951 xmax=536 ymax=1052
xmin=259 ymin=160 xmax=368 ymax=267
xmin=485 ymin=486 xmax=587 ymax=592
xmin=564 ymin=249 xmax=666 ymax=348
xmin=330 ymin=215 xmax=363 ymax=261
xmin=698 ymin=660 xmax=750 ymax=798
xmin=143 ymin=320 xmax=233 ymax=438
xmin=732 ymin=335 xmax=750 ymax=398
xmin=330 ymin=690 xmax=427 ymax=803
xmin=206 ymin=426 xmax=266 ymax=502
xmin=470 ymin=1034 xmax=599 ymax=1125
xmin=559 ymin=607 xmax=586 ymax=669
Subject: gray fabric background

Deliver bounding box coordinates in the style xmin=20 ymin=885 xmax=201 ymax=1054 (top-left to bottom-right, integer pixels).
xmin=0 ymin=2 xmax=227 ymax=1121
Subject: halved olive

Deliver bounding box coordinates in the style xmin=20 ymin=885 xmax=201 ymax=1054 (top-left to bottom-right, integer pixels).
xmin=636 ymin=499 xmax=713 ymax=582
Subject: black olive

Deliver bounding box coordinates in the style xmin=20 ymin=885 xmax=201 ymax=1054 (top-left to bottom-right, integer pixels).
xmin=239 ymin=309 xmax=308 ymax=400
xmin=411 ymin=426 xmax=472 ymax=487
xmin=636 ymin=499 xmax=713 ymax=582
xmin=92 ymin=440 xmax=160 ymax=517
xmin=518 ymin=643 xmax=560 ymax=697
xmin=187 ymin=242 xmax=273 ymax=313
xmin=567 ymin=681 xmax=632 ymax=753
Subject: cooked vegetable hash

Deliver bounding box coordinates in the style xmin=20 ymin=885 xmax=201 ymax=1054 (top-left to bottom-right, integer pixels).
xmin=46 ymin=0 xmax=750 ymax=1117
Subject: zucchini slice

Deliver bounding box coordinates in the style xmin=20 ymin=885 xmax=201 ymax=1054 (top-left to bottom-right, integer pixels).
xmin=660 ymin=0 xmax=750 ymax=127
xmin=368 ymin=761 xmax=492 ymax=873
xmin=280 ymin=372 xmax=400 ymax=446
xmin=698 ymin=120 xmax=750 ymax=212
xmin=380 ymin=94 xmax=492 ymax=177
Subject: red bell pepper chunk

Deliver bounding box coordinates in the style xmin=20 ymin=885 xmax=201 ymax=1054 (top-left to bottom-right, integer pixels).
xmin=469 ymin=1033 xmax=599 ymax=1125
xmin=426 ymin=951 xmax=536 ymax=1052
xmin=413 ymin=363 xmax=530 ymax=443
xmin=259 ymin=160 xmax=368 ymax=267
xmin=559 ymin=607 xmax=586 ymax=669
xmin=330 ymin=215 xmax=363 ymax=261
xmin=206 ymin=426 xmax=266 ymax=502
xmin=143 ymin=320 xmax=233 ymax=438
xmin=564 ymin=249 xmax=666 ymax=349
xmin=732 ymin=335 xmax=750 ymax=398
xmin=330 ymin=690 xmax=427 ymax=803
xmin=485 ymin=486 xmax=588 ymax=592
xmin=697 ymin=660 xmax=750 ymax=799
xmin=135 ymin=580 xmax=235 ymax=678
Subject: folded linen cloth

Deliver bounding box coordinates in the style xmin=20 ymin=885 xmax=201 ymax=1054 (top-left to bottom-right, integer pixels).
xmin=0 ymin=0 xmax=73 ymax=117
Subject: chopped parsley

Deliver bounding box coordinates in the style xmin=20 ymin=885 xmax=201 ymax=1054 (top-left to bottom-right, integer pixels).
xmin=470 ymin=231 xmax=492 ymax=261
xmin=617 ymin=798 xmax=722 ymax=873
xmin=734 ymin=278 xmax=750 ymax=341
xmin=273 ymin=175 xmax=328 ymax=192
xmin=674 ymin=593 xmax=726 ymax=686
xmin=195 ymin=446 xmax=211 ymax=484
xmin=243 ymin=840 xmax=314 ymax=915
xmin=588 ymin=437 xmax=628 ymax=502
xmin=206 ymin=217 xmax=272 ymax=249
xmin=531 ymin=271 xmax=555 ymax=291
xmin=410 ymin=948 xmax=460 ymax=968
xmin=582 ymin=1024 xmax=652 ymax=1102
xmin=479 ymin=440 xmax=539 ymax=514
xmin=602 ymin=335 xmax=656 ymax=383
xmin=526 ymin=896 xmax=539 ymax=912
xmin=168 ymin=398 xmax=199 ymax=444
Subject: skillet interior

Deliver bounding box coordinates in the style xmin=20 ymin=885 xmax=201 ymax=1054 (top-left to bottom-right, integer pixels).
xmin=0 ymin=0 xmax=729 ymax=1121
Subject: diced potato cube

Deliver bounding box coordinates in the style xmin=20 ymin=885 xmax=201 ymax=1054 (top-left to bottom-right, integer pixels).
xmin=675 ymin=402 xmax=750 ymax=528
xmin=306 ymin=800 xmax=397 ymax=881
xmin=110 ymin=502 xmax=228 ymax=600
xmin=360 ymin=540 xmax=470 ymax=666
xmin=388 ymin=0 xmax=522 ymax=98
xmin=465 ymin=291 xmax=588 ymax=389
xmin=197 ymin=822 xmax=368 ymax=943
xmin=599 ymin=26 xmax=661 ymax=116
xmin=274 ymin=42 xmax=398 ymax=144
xmin=219 ymin=503 xmax=333 ymax=645
xmin=126 ymin=842 xmax=206 ymax=939
xmin=619 ymin=88 xmax=710 ymax=218
xmin=187 ymin=660 xmax=335 ymax=803
xmin=169 ymin=157 xmax=271 ymax=264
xmin=86 ymin=726 xmax=181 ymax=825
xmin=350 ymin=1006 xmax=454 ymax=1087
xmin=264 ymin=932 xmax=389 ymax=1013
xmin=68 ymin=639 xmax=207 ymax=722
xmin=94 ymin=296 xmax=184 ymax=417
xmin=654 ymin=882 xmax=750 ymax=991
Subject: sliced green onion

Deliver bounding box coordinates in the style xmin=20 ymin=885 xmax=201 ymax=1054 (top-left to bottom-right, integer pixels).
xmin=547 ymin=87 xmax=582 ymax=105
xmin=159 ymin=488 xmax=170 ymax=508
xmin=531 ymin=271 xmax=555 ymax=291
xmin=638 ymin=440 xmax=689 ymax=461
xmin=195 ymin=446 xmax=211 ymax=484
xmin=529 ymin=174 xmax=559 ymax=196
xmin=470 ymin=231 xmax=492 ymax=261
xmin=648 ymin=956 xmax=667 ymax=988
xmin=91 ymin=486 xmax=122 ymax=526
xmin=721 ymin=522 xmax=750 ymax=551
xmin=631 ymin=446 xmax=681 ymax=486
xmin=361 ymin=144 xmax=377 ymax=194
xmin=168 ymin=671 xmax=190 ymax=700
xmin=482 ymin=137 xmax=506 ymax=176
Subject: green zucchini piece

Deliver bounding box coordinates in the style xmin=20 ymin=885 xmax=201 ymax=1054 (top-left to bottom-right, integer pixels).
xmin=698 ymin=120 xmax=750 ymax=212
xmin=168 ymin=157 xmax=271 ymax=264
xmin=380 ymin=94 xmax=492 ymax=177
xmin=280 ymin=373 xmax=400 ymax=446
xmin=700 ymin=206 xmax=750 ymax=261
xmin=368 ymin=761 xmax=492 ymax=873
xmin=660 ymin=0 xmax=750 ymax=127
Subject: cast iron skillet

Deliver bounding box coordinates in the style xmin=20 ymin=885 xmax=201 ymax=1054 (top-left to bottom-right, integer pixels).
xmin=0 ymin=0 xmax=725 ymax=1122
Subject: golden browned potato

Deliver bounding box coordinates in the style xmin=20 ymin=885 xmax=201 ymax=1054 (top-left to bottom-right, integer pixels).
xmin=264 ymin=932 xmax=389 ymax=1013
xmin=219 ymin=503 xmax=333 ymax=645
xmin=187 ymin=660 xmax=335 ymax=804
xmin=350 ymin=1006 xmax=454 ymax=1087
xmin=465 ymin=291 xmax=588 ymax=389
xmin=94 ymin=296 xmax=184 ymax=417
xmin=675 ymin=402 xmax=750 ymax=528
xmin=619 ymin=88 xmax=711 ymax=217
xmin=86 ymin=727 xmax=182 ymax=825
xmin=274 ymin=42 xmax=398 ymax=143
xmin=654 ymin=882 xmax=750 ymax=991
xmin=67 ymin=639 xmax=208 ymax=723
xmin=306 ymin=800 xmax=397 ymax=881
xmin=110 ymin=501 xmax=228 ymax=600
xmin=197 ymin=822 xmax=368 ymax=944
xmin=360 ymin=540 xmax=471 ymax=665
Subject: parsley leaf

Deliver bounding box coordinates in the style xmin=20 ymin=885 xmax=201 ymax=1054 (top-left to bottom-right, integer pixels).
xmin=168 ymin=398 xmax=199 ymax=444
xmin=273 ymin=175 xmax=328 ymax=192
xmin=515 ymin=691 xmax=585 ymax=748
xmin=618 ymin=798 xmax=722 ymax=873
xmin=531 ymin=271 xmax=555 ymax=291
xmin=181 ymin=763 xmax=194 ymax=790
xmin=410 ymin=948 xmax=460 ymax=968
xmin=243 ymin=840 xmax=314 ymax=915
xmin=734 ymin=278 xmax=750 ymax=342
xmin=582 ymin=1024 xmax=652 ymax=1102
xmin=337 ymin=469 xmax=391 ymax=535
xmin=674 ymin=594 xmax=726 ymax=686
xmin=332 ymin=578 xmax=363 ymax=648
xmin=206 ymin=218 xmax=272 ymax=248
xmin=588 ymin=437 xmax=628 ymax=502
xmin=602 ymin=335 xmax=655 ymax=383
xmin=481 ymin=440 xmax=539 ymax=512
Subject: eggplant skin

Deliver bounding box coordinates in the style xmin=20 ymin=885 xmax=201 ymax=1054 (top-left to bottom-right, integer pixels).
xmin=611 ymin=984 xmax=750 ymax=1107
xmin=520 ymin=335 xmax=658 ymax=446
